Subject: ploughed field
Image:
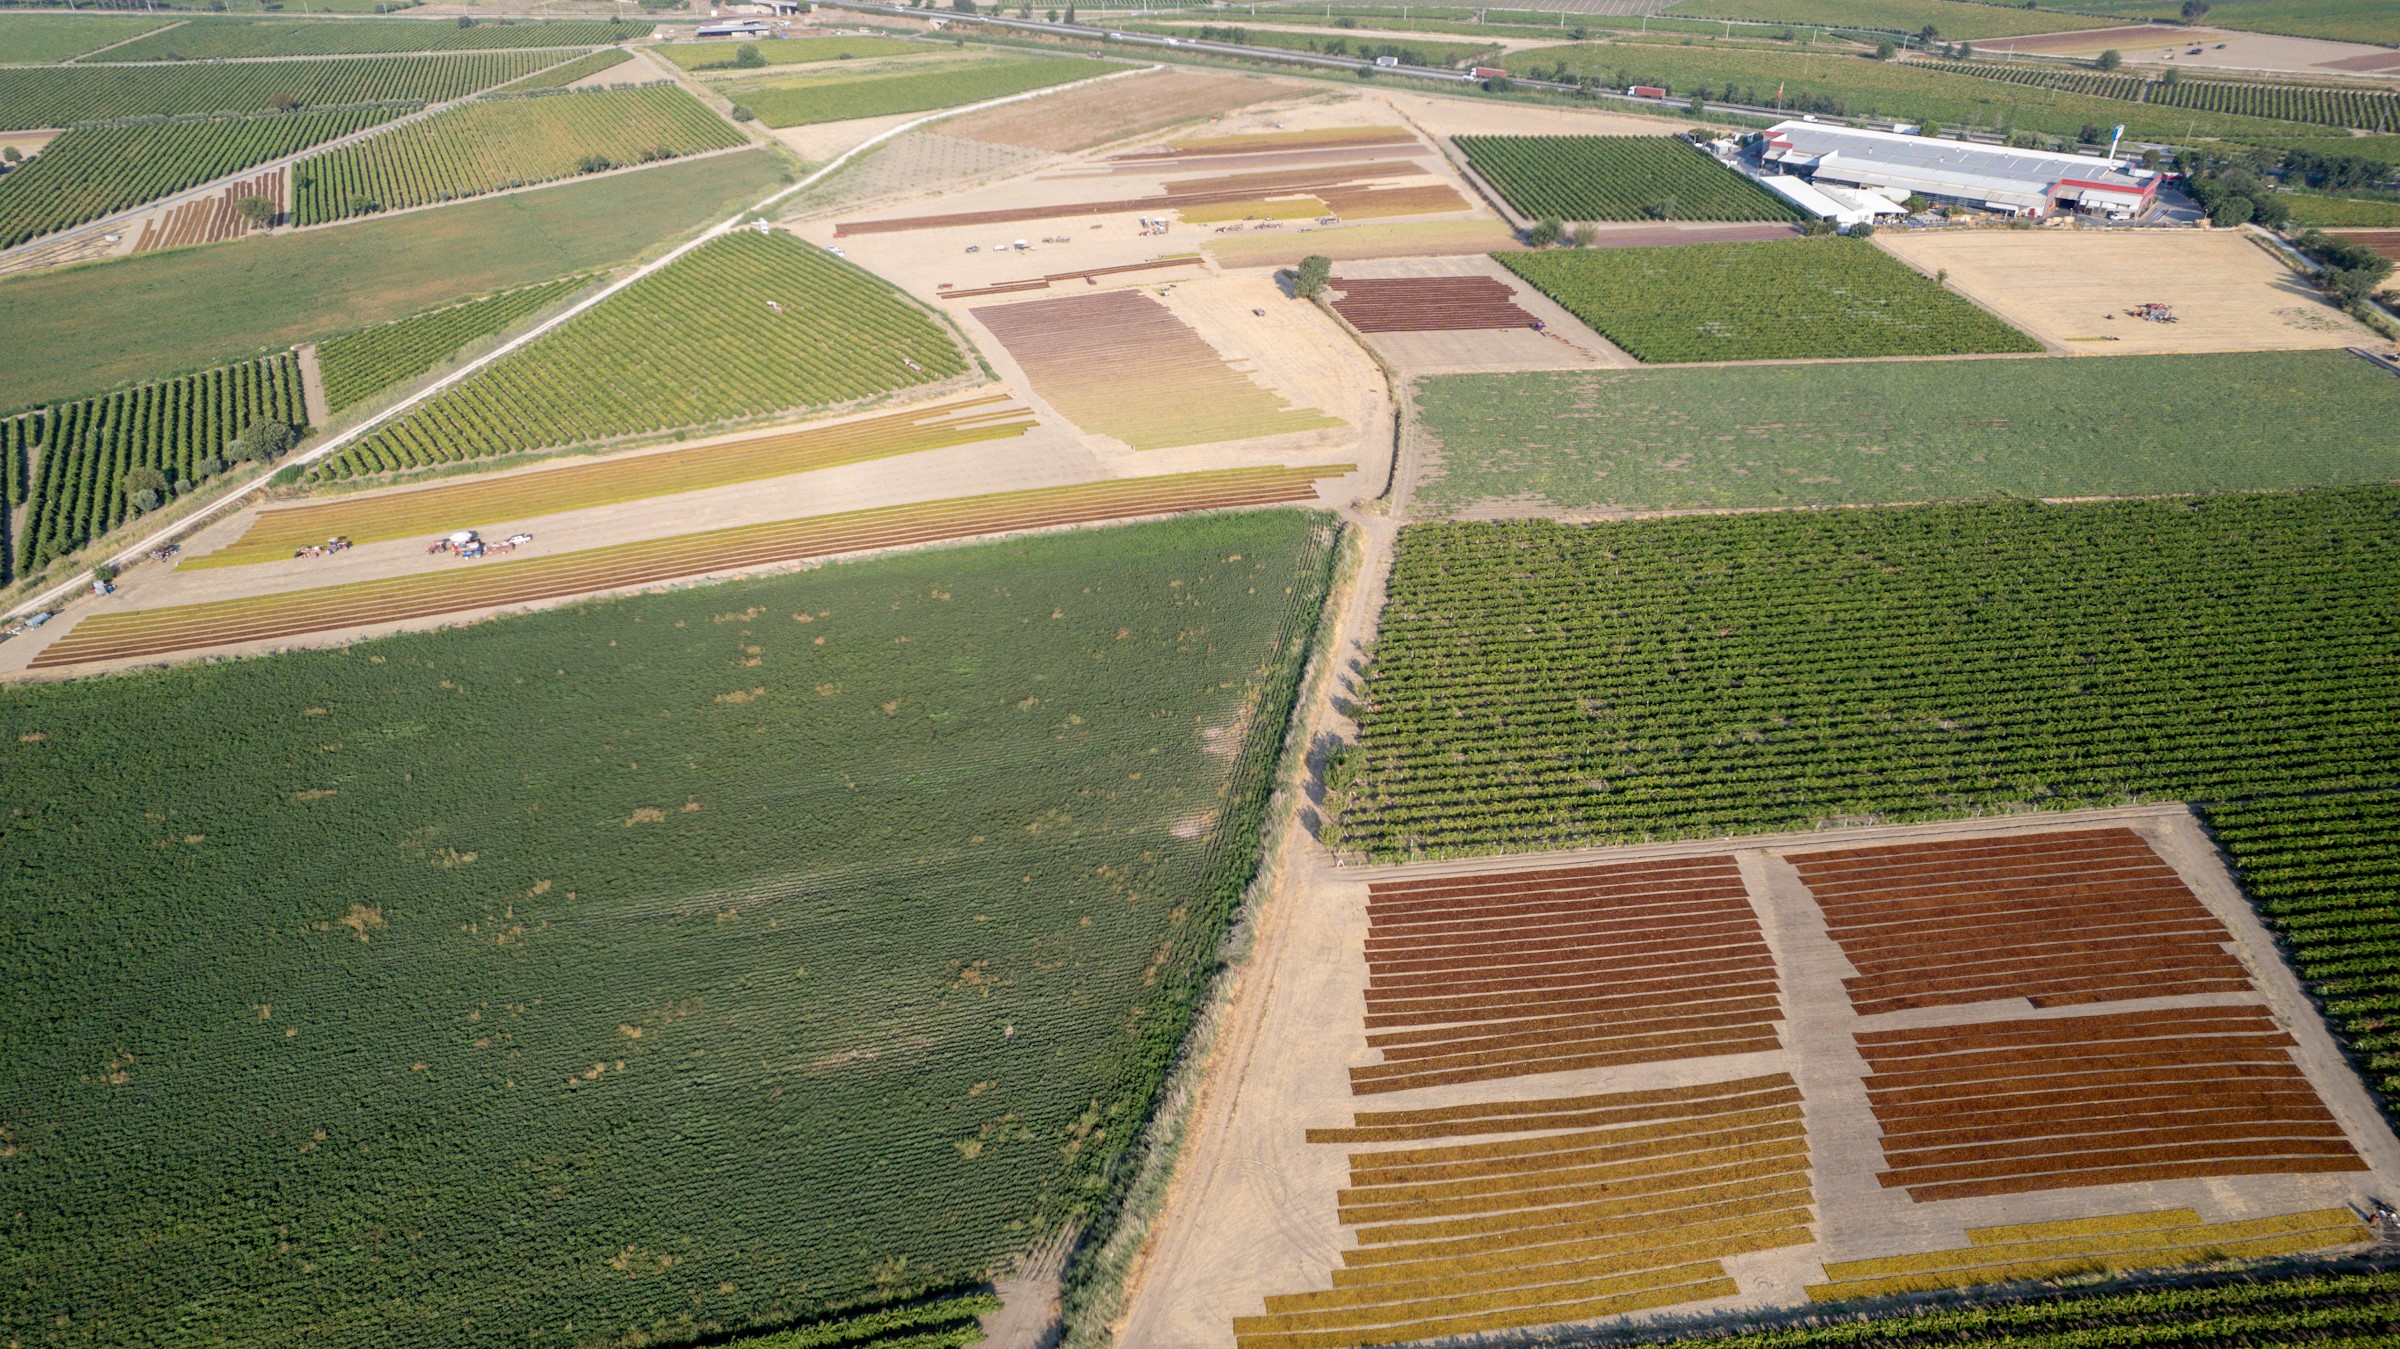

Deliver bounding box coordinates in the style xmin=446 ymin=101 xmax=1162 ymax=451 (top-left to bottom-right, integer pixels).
xmin=0 ymin=510 xmax=1335 ymax=1349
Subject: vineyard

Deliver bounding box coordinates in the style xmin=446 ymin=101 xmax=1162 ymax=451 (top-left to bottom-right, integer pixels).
xmin=0 ymin=104 xmax=399 ymax=250
xmin=1406 ymin=351 xmax=2400 ymax=516
xmin=0 ymin=508 xmax=1336 ymax=1349
xmin=973 ymin=289 xmax=1341 ymax=451
xmin=317 ymin=229 xmax=965 ymax=478
xmin=292 ymin=85 xmax=746 ymax=225
xmin=5 ymin=352 xmax=306 ymax=577
xmin=2046 ymin=0 xmax=2400 ymax=48
xmin=0 ymin=13 xmax=173 ymax=63
xmin=1661 ymin=0 xmax=2118 ymax=40
xmin=313 ymin=274 xmax=593 ymax=412
xmin=204 ymin=396 xmax=1038 ymax=565
xmin=1 ymin=412 xmax=29 ymax=584
xmin=490 ymin=47 xmax=631 ymax=93
xmin=1498 ymin=238 xmax=2040 ymax=362
xmin=100 ymin=17 xmax=646 ymax=60
xmin=1454 ymin=136 xmax=1801 ymax=224
xmin=654 ymin=35 xmax=932 ymax=70
xmin=719 ymin=54 xmax=1108 ymax=128
xmin=1128 ymin=22 xmax=1500 ymax=68
xmin=1934 ymin=60 xmax=2400 ymax=132
xmin=0 ymin=52 xmax=561 ymax=130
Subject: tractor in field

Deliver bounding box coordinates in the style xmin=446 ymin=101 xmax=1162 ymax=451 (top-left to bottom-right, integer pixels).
xmin=2128 ymin=302 xmax=2179 ymax=323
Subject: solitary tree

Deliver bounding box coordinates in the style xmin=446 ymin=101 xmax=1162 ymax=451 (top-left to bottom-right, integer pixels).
xmin=732 ymin=42 xmax=766 ymax=67
xmin=2096 ymin=49 xmax=2122 ymax=71
xmin=2182 ymin=0 xmax=2210 ymax=24
xmin=1527 ymin=217 xmax=1564 ymax=246
xmin=235 ymin=195 xmax=275 ymax=226
xmin=1916 ymin=24 xmax=1939 ymax=46
xmin=1292 ymin=254 xmax=1332 ymax=299
xmin=2161 ymin=65 xmax=2182 ymax=87
xmin=1873 ymin=39 xmax=1896 ymax=60
xmin=229 ymin=420 xmax=296 ymax=464
xmin=1571 ymin=223 xmax=1598 ymax=247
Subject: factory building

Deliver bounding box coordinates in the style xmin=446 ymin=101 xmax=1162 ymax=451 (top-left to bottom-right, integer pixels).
xmin=1754 ymin=121 xmax=2161 ymax=220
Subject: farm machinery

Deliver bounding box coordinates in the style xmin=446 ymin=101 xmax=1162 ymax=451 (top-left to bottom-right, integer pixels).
xmin=2127 ymin=302 xmax=2179 ymax=323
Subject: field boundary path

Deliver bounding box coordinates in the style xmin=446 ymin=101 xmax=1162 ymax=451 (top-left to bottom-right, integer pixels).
xmin=59 ymin=20 xmax=189 ymax=63
xmin=1 ymin=58 xmax=1159 ymax=626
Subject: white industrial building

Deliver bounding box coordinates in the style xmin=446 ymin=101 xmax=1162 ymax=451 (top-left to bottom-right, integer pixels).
xmin=1754 ymin=121 xmax=2160 ymax=220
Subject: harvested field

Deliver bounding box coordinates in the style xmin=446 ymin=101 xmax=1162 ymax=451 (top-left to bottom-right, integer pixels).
xmin=1970 ymin=24 xmax=2192 ymax=55
xmin=133 ymin=168 xmax=282 ymax=253
xmin=1237 ymin=1075 xmax=1815 ymax=1349
xmin=28 ymin=465 xmax=1349 ymax=669
xmin=1350 ymin=856 xmax=1782 ymax=1094
xmin=1857 ymin=1005 xmax=2367 ymax=1202
xmin=198 ymin=397 xmax=1038 ymax=568
xmin=943 ymin=70 xmax=1281 ymax=153
xmin=1204 ymin=220 xmax=1519 ymax=268
xmin=936 ymin=255 xmax=1202 ymax=301
xmin=1788 ymin=829 xmax=2251 ymax=1015
xmin=1875 ymin=230 xmax=2376 ymax=355
xmin=1329 ymin=275 xmax=1537 ymax=334
xmin=1806 ymin=1206 xmax=2370 ymax=1301
xmin=972 ymin=289 xmax=1340 ymax=451
xmin=1149 ymin=126 xmax=1420 ymax=158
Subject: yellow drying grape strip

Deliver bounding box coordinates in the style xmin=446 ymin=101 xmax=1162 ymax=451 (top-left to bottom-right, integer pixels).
xmin=1343 ymin=1172 xmax=1815 ymax=1265
xmin=195 ymin=396 xmax=1033 ymax=568
xmin=31 ymin=465 xmax=1344 ymax=668
xmin=1310 ymin=1074 xmax=1801 ymax=1143
xmin=1807 ymin=1208 xmax=2371 ymax=1303
xmin=1337 ymin=1133 xmax=1808 ymax=1224
xmin=1150 ymin=125 xmax=1415 ymax=156
xmin=1293 ymin=1218 xmax=1810 ymax=1308
xmin=1333 ymin=1199 xmax=1808 ymax=1287
xmin=1346 ymin=1106 xmax=1804 ymax=1182
xmin=1235 ymin=1266 xmax=1739 ymax=1349
xmin=1966 ymin=1208 xmax=2207 ymax=1246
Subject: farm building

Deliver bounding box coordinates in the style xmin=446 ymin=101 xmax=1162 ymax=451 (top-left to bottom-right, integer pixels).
xmin=1754 ymin=121 xmax=2160 ymax=220
xmin=1757 ymin=174 xmax=1908 ymax=227
xmin=694 ymin=17 xmax=776 ymax=39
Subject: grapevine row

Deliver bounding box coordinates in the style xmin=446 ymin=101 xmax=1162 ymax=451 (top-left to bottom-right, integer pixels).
xmin=101 ymin=17 xmax=647 ymax=61
xmin=1934 ymin=59 xmax=2400 ymax=132
xmin=315 ymin=275 xmax=593 ymax=413
xmin=0 ymin=52 xmax=561 ymax=131
xmin=1456 ymin=134 xmax=1801 ymax=223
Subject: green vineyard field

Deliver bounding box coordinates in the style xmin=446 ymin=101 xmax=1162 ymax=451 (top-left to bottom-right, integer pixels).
xmin=492 ymin=47 xmax=632 ymax=92
xmin=0 ymin=508 xmax=1335 ymax=1349
xmin=1 ymin=411 xmax=31 ymax=584
xmin=654 ymin=35 xmax=933 ymax=70
xmin=2289 ymin=194 xmax=2400 ymax=227
xmin=1499 ymin=237 xmax=2041 ymax=362
xmin=1935 ymin=60 xmax=2400 ymax=133
xmin=2056 ymin=0 xmax=2400 ymax=49
xmin=293 ymin=84 xmax=747 ymax=225
xmin=1127 ymin=22 xmax=1500 ymax=68
xmin=6 ymin=352 xmax=306 ymax=576
xmin=318 ymin=228 xmax=966 ymax=477
xmin=315 ymin=275 xmax=592 ymax=412
xmin=0 ymin=52 xmax=560 ymax=130
xmin=721 ymin=54 xmax=1109 ymax=128
xmin=1327 ymin=489 xmax=2400 ymax=1116
xmin=0 ymin=104 xmax=401 ymax=250
xmin=1455 ymin=135 xmax=1800 ymax=223
xmin=0 ymin=13 xmax=174 ymax=63
xmin=1407 ymin=350 xmax=2400 ymax=515
xmin=101 ymin=16 xmax=646 ymax=60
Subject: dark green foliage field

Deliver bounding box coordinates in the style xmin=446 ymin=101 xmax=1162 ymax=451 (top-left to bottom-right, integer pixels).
xmin=1499 ymin=238 xmax=2041 ymax=362
xmin=1408 ymin=350 xmax=2400 ymax=516
xmin=1328 ymin=489 xmax=2400 ymax=1118
xmin=1455 ymin=135 xmax=1800 ymax=223
xmin=0 ymin=148 xmax=783 ymax=413
xmin=0 ymin=52 xmax=561 ymax=130
xmin=0 ymin=509 xmax=1335 ymax=1349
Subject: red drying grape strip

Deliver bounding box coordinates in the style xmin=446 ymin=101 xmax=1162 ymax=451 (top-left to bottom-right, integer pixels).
xmin=1353 ymin=1032 xmax=1786 ymax=1096
xmin=1860 ymin=1039 xmax=2304 ymax=1092
xmin=1816 ymin=872 xmax=2196 ymax=920
xmin=1368 ymin=938 xmax=1774 ymax=992
xmin=1875 ymin=1093 xmax=2337 ymax=1143
xmin=1904 ymin=1155 xmax=2372 ymax=1203
xmin=1832 ymin=905 xmax=2234 ymax=960
xmin=2026 ymin=978 xmax=2257 ymax=1009
xmin=1364 ymin=1015 xmax=1786 ymax=1074
xmin=1790 ymin=827 xmax=2155 ymax=871
xmin=1365 ymin=909 xmax=1758 ymax=959
xmin=1362 ymin=949 xmax=1774 ymax=1004
xmin=1881 ymin=1136 xmax=2363 ymax=1189
xmin=1368 ymin=881 xmax=1754 ymax=928
xmin=1362 ymin=975 xmax=1783 ymax=1029
xmin=1328 ymin=276 xmax=1538 ymax=334
xmin=1368 ymin=993 xmax=1784 ymax=1051
xmin=1854 ymin=968 xmax=2253 ymax=1016
xmin=1858 ymin=1004 xmax=2275 ymax=1052
xmin=1365 ymin=918 xmax=1764 ymax=970
xmin=1885 ymin=1118 xmax=2355 ymax=1171
xmin=1365 ymin=855 xmax=1741 ymax=908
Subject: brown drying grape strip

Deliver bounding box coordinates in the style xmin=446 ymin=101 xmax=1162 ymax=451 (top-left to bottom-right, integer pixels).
xmin=1231 ymin=1264 xmax=1737 ymax=1347
xmin=1355 ymin=1023 xmax=1786 ymax=1086
xmin=1364 ymin=881 xmax=1747 ymax=927
xmin=1330 ymin=1200 xmax=1809 ymax=1287
xmin=1367 ymin=1007 xmax=1782 ymax=1069
xmin=1319 ymin=1074 xmax=1797 ymax=1138
xmin=1835 ymin=911 xmax=2234 ymax=967
xmin=1884 ymin=1118 xmax=2355 ymax=1171
xmin=1810 ymin=864 xmax=2191 ymax=913
xmin=1867 ymin=1061 xmax=2313 ymax=1112
xmin=1349 ymin=1165 xmax=1811 ymax=1250
xmin=1362 ymin=949 xmax=1774 ymax=1004
xmin=1363 ymin=976 xmax=1782 ymax=1030
xmin=1860 ymin=1028 xmax=2297 ymax=1077
xmin=1874 ymin=1092 xmax=2338 ymax=1142
xmin=1365 ymin=856 xmax=1740 ymax=903
xmin=1851 ymin=959 xmax=2250 ymax=1010
xmin=1369 ymin=994 xmax=1784 ymax=1052
xmin=1349 ymin=1106 xmax=1804 ymax=1179
xmin=1366 ymin=891 xmax=1754 ymax=939
xmin=1900 ymin=1154 xmax=2371 ymax=1203
xmin=1367 ymin=926 xmax=1768 ymax=980
xmin=1353 ymin=1032 xmax=1786 ymax=1096
xmin=1858 ymin=1005 xmax=2274 ymax=1052
xmin=1366 ymin=916 xmax=1765 ymax=969
xmin=1341 ymin=1142 xmax=1810 ymax=1228
xmin=1848 ymin=945 xmax=2246 ymax=997
xmin=1860 ymin=1043 xmax=2303 ymax=1094
xmin=1856 ymin=974 xmax=2257 ymax=1017
xmin=1368 ymin=939 xmax=1775 ymax=993
xmin=1884 ymin=1140 xmax=2363 ymax=1191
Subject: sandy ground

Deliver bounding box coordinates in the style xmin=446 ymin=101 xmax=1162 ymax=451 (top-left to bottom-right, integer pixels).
xmin=943 ymin=68 xmax=1296 ymax=153
xmin=1876 ymin=229 xmax=2377 ymax=356
xmin=1327 ymin=253 xmax=1634 ymax=373
xmin=1967 ymin=25 xmax=2400 ymax=78
xmin=1119 ymin=804 xmax=2400 ymax=1348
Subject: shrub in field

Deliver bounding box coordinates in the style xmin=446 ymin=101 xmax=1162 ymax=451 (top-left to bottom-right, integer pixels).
xmin=1499 ymin=236 xmax=2040 ymax=362
xmin=718 ymin=54 xmax=1105 ymax=128
xmin=315 ymin=275 xmax=590 ymax=412
xmin=4 ymin=352 xmax=306 ymax=575
xmin=0 ymin=509 xmax=1336 ymax=1349
xmin=0 ymin=104 xmax=402 ymax=250
xmin=292 ymin=85 xmax=745 ymax=225
xmin=1459 ymin=135 xmax=1803 ymax=224
xmin=100 ymin=16 xmax=648 ymax=60
xmin=0 ymin=52 xmax=561 ymax=130
xmin=320 ymin=229 xmax=965 ymax=476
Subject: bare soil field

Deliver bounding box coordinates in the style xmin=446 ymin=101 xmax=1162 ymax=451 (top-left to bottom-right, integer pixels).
xmin=1205 ymin=218 xmax=1521 ymax=268
xmin=944 ymin=68 xmax=1291 ymax=153
xmin=1120 ymin=805 xmax=2400 ymax=1348
xmin=1967 ymin=25 xmax=2400 ymax=78
xmin=1874 ymin=230 xmax=2376 ymax=355
xmin=1326 ymin=255 xmax=1634 ymax=374
xmin=2334 ymin=228 xmax=2400 ymax=263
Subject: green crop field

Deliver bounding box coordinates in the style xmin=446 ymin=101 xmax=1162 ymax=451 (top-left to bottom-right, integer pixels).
xmin=1935 ymin=59 xmax=2400 ymax=133
xmin=316 ymin=275 xmax=593 ymax=412
xmin=492 ymin=47 xmax=634 ymax=92
xmin=654 ymin=35 xmax=935 ymax=70
xmin=1326 ymin=487 xmax=2400 ymax=1104
xmin=6 ymin=351 xmax=305 ymax=577
xmin=1407 ymin=350 xmax=2400 ymax=515
xmin=720 ymin=54 xmax=1111 ymax=128
xmin=0 ymin=148 xmax=782 ymax=414
xmin=0 ymin=104 xmax=402 ymax=250
xmin=1509 ymin=41 xmax=2330 ymax=145
xmin=1456 ymin=135 xmax=1800 ymax=223
xmin=0 ymin=13 xmax=174 ymax=63
xmin=2289 ymin=193 xmax=2400 ymax=226
xmin=293 ymin=85 xmax=747 ymax=225
xmin=2055 ymin=0 xmax=2400 ymax=48
xmin=1499 ymin=237 xmax=2039 ymax=363
xmin=0 ymin=507 xmax=1335 ymax=1349
xmin=100 ymin=16 xmax=647 ymax=60
xmin=320 ymin=229 xmax=965 ymax=477
xmin=1130 ymin=21 xmax=1500 ymax=67
xmin=0 ymin=52 xmax=559 ymax=131
xmin=1661 ymin=0 xmax=2117 ymax=40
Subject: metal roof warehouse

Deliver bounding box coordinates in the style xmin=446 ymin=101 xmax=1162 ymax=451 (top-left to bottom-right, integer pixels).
xmin=1755 ymin=121 xmax=2160 ymax=219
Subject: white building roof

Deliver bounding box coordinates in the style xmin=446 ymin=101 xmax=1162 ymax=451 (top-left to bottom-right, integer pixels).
xmin=1759 ymin=121 xmax=2153 ymax=213
xmin=1757 ymin=174 xmax=1869 ymax=224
